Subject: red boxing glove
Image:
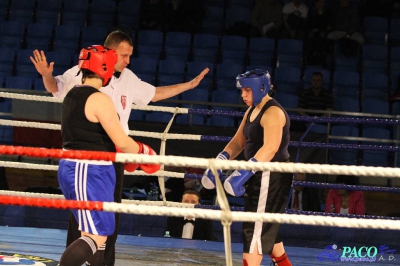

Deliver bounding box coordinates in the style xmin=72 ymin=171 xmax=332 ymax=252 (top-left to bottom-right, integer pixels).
xmin=137 ymin=142 xmax=161 ymax=174
xmin=115 ymin=146 xmax=139 ymax=172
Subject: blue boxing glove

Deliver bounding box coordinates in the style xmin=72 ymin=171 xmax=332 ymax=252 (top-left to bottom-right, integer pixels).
xmin=201 ymin=151 xmax=230 ymax=189
xmin=224 ymin=158 xmax=258 ymax=197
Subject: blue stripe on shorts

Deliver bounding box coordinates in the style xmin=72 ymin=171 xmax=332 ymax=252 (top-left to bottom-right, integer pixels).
xmin=58 ymin=159 xmax=116 ymax=236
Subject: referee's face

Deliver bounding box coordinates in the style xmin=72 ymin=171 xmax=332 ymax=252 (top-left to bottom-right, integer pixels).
xmin=182 ymin=193 xmax=199 ymax=204
xmin=114 ymin=41 xmax=133 ymax=73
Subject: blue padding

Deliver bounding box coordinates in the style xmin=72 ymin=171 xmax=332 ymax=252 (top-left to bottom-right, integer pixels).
xmin=213 ymin=221 xmax=243 ymax=243
xmin=0 ymin=205 xmax=26 ymax=227
xmin=131 ymin=215 xmax=167 ymax=237
xmin=24 ymin=206 xmax=69 ymax=229
xmin=119 ymin=213 xmax=135 ymax=235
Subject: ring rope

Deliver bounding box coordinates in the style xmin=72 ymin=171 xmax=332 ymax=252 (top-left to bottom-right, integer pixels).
xmin=157 ymin=107 xmax=180 ymax=205
xmin=294 ymin=181 xmax=400 ymax=193
xmin=0 ymin=119 xmax=398 ymax=150
xmin=4 ymin=158 xmax=398 ymax=195
xmin=285 ymin=209 xmax=400 ymax=220
xmin=0 ymin=190 xmax=192 ymax=208
xmin=0 ymin=146 xmax=399 ymax=177
xmin=210 ymin=158 xmax=233 ymax=266
xmin=3 ymin=189 xmax=400 ymax=221
xmin=2 ymin=194 xmax=400 ymax=231
xmin=2 ymin=92 xmax=399 ymax=125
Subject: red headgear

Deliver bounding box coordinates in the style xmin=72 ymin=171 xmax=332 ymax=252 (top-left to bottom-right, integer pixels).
xmin=78 ymin=45 xmax=117 ymax=86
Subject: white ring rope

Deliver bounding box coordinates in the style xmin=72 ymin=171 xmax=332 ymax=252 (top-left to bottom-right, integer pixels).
xmin=1 ymin=152 xmax=399 ymax=179
xmin=101 ymin=204 xmax=400 ymax=230
xmin=0 ymin=190 xmax=192 ymax=208
xmin=0 ymin=119 xmax=61 ymax=130
xmin=0 ymin=118 xmax=202 ymax=141
xmin=0 ymin=160 xmax=183 ymax=177
xmin=0 ymin=92 xmax=63 ymax=103
xmin=115 ymin=154 xmax=400 ymax=178
xmin=131 ymin=104 xmax=189 ymax=114
xmin=0 ymin=92 xmax=189 ymax=114
xmin=1 ymin=189 xmax=399 ymax=231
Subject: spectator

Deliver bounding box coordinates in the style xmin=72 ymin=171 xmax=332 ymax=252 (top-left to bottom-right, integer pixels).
xmin=166 ymin=0 xmax=205 ymax=33
xmin=297 ymin=71 xmax=333 ymax=117
xmin=304 ymin=0 xmax=332 ymax=66
xmin=359 ymin=0 xmax=392 ymax=19
xmin=282 ymin=0 xmax=309 ymax=40
xmin=164 ymin=190 xmax=215 ymax=240
xmin=290 ymin=173 xmax=321 ymax=212
xmin=164 ymin=165 xmax=186 ymax=202
xmin=325 ymin=175 xmax=365 ymax=215
xmin=327 ymin=0 xmax=364 ymax=50
xmin=185 ymin=167 xmax=215 ymax=204
xmin=306 ymin=0 xmax=330 ymax=38
xmin=139 ymin=0 xmax=167 ymax=31
xmin=393 ymin=0 xmax=400 ymax=18
xmin=250 ymin=0 xmax=283 ymax=39
xmin=0 ymin=167 xmax=8 ymax=190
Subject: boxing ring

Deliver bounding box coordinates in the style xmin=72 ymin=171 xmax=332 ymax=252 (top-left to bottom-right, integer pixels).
xmin=0 ymin=91 xmax=400 ymax=265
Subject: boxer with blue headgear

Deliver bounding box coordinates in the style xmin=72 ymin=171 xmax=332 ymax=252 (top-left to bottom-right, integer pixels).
xmin=202 ymin=68 xmax=293 ymax=266
xmin=236 ymin=69 xmax=271 ymax=106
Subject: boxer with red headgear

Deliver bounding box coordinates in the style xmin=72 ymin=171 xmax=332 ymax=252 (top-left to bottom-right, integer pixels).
xmin=31 ymin=30 xmax=208 ymax=266
xmin=57 ymin=45 xmax=159 ymax=266
xmin=78 ymin=45 xmax=117 ymax=86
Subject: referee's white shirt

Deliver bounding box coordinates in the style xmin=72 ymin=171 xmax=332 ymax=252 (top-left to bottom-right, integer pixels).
xmin=54 ymin=66 xmax=156 ymax=134
xmin=182 ymin=217 xmax=195 ymax=239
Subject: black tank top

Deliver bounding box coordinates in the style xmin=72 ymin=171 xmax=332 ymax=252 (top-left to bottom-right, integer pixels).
xmin=61 ymin=85 xmax=115 ymax=152
xmin=243 ymin=98 xmax=290 ymax=162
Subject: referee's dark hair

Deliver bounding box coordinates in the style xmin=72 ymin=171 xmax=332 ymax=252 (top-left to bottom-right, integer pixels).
xmin=104 ymin=30 xmax=133 ymax=49
xmin=182 ymin=190 xmax=201 ymax=201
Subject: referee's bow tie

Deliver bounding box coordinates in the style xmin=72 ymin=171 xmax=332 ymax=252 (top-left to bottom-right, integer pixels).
xmin=184 ymin=219 xmax=195 ymax=225
xmin=114 ymin=71 xmax=121 ymax=78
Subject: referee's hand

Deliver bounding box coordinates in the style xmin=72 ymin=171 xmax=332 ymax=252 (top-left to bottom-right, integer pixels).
xmin=187 ymin=68 xmax=209 ymax=89
xmin=30 ymin=49 xmax=54 ymax=77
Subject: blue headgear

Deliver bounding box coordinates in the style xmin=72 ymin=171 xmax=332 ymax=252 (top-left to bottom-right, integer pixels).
xmin=236 ymin=69 xmax=271 ymax=106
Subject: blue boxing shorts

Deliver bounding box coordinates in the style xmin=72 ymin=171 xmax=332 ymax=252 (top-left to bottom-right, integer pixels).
xmin=58 ymin=159 xmax=116 ymax=236
xmin=242 ymin=170 xmax=292 ymax=255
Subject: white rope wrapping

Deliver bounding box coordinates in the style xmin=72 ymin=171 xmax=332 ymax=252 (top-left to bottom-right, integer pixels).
xmin=0 ymin=160 xmax=185 ymax=178
xmin=0 ymin=190 xmax=193 ymax=207
xmin=211 ymin=158 xmax=233 ymax=266
xmin=0 ymin=92 xmax=189 ymax=114
xmin=131 ymin=104 xmax=189 ymax=114
xmin=0 ymin=92 xmax=63 ymax=103
xmin=127 ymin=130 xmax=202 ymax=141
xmin=115 ymin=154 xmax=400 ymax=178
xmin=0 ymin=119 xmax=203 ymax=141
xmin=102 ymin=203 xmax=400 ymax=230
xmin=0 ymin=161 xmax=58 ymax=171
xmin=0 ymin=154 xmax=398 ymax=179
xmin=0 ymin=119 xmax=61 ymax=130
xmin=1 ymin=189 xmax=399 ymax=231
